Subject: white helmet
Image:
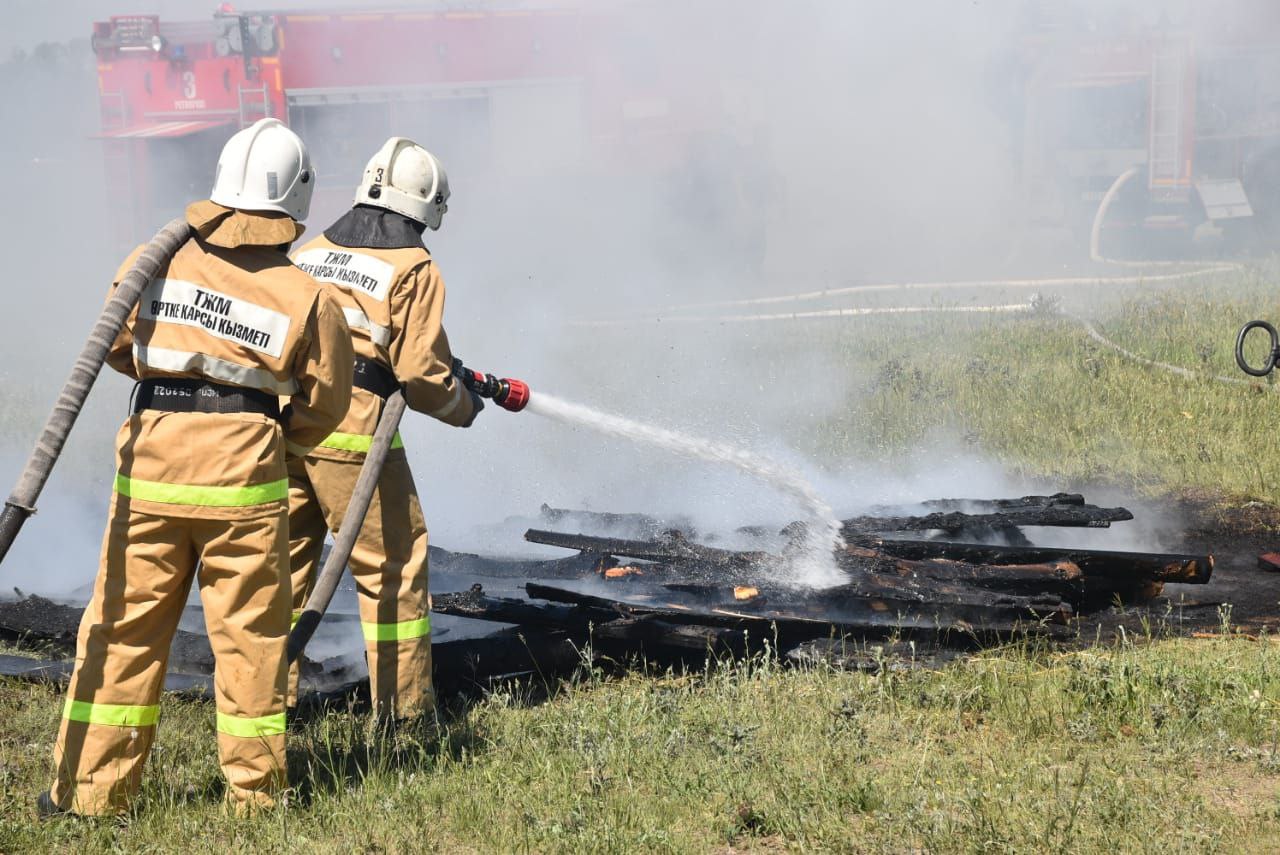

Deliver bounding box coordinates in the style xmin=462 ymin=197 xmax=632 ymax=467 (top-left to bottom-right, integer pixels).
xmin=355 ymin=137 xmax=449 ymax=230
xmin=210 ymin=118 xmax=314 ymax=222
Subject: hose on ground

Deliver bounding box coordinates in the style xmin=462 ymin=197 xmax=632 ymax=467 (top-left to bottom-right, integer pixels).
xmin=1089 ymin=167 xmax=1142 ymax=265
xmin=1068 ymin=311 xmax=1268 ymax=390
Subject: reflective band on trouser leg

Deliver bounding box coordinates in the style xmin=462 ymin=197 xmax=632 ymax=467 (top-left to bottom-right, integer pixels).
xmin=216 ymin=711 xmax=287 ymax=738
xmin=316 ymin=431 xmax=404 ymax=453
xmin=362 ymin=616 xmax=431 ymax=642
xmin=63 ymin=698 xmax=160 ymax=727
xmin=114 ymin=474 xmax=288 ymax=507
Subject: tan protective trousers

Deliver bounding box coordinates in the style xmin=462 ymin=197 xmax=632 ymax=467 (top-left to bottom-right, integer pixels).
xmin=287 ymin=450 xmax=433 ymax=719
xmin=50 ymin=495 xmax=290 ymax=815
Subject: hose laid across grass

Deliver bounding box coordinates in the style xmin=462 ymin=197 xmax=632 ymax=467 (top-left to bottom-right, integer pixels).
xmin=573 ymin=302 xmax=1037 ymax=328
xmin=1068 ymin=312 xmax=1267 ymax=391
xmin=650 ymin=266 xmax=1237 ymax=317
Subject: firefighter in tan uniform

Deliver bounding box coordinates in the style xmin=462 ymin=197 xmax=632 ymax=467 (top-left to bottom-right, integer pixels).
xmin=42 ymin=119 xmax=353 ymax=816
xmin=289 ymin=138 xmax=479 ymax=719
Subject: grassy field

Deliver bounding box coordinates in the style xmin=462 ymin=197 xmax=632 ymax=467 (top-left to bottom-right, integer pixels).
xmin=797 ymin=264 xmax=1280 ymax=502
xmin=4 ymin=631 xmax=1280 ymax=852
xmin=6 ymin=266 xmax=1280 ymax=852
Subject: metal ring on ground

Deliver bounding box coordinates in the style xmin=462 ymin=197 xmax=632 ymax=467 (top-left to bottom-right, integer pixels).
xmin=1235 ymin=320 xmax=1280 ymax=377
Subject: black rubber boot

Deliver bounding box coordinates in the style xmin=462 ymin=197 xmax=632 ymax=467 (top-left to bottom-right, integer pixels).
xmin=36 ymin=790 xmax=66 ymax=820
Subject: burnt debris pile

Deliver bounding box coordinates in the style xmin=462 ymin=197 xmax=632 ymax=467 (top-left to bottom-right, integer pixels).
xmin=0 ymin=493 xmax=1213 ymax=698
xmin=434 ymin=493 xmax=1213 ymax=676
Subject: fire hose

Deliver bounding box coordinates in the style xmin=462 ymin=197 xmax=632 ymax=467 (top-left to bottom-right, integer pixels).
xmin=1235 ymin=320 xmax=1280 ymax=377
xmin=287 ymin=360 xmax=528 ymax=664
xmin=286 ymin=388 xmax=406 ymax=663
xmin=0 ymin=217 xmax=192 ymax=566
xmin=448 ymin=358 xmax=531 ymax=413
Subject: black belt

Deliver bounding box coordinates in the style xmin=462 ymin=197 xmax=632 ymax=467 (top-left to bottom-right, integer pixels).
xmin=353 ymin=356 xmax=401 ymax=398
xmin=132 ymin=378 xmax=281 ymax=419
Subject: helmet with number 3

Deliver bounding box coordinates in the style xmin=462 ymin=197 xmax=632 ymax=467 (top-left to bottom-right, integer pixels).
xmin=355 ymin=137 xmax=449 ymax=230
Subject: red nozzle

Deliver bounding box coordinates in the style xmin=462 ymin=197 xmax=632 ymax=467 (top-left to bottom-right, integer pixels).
xmin=497 ymin=378 xmax=530 ymax=412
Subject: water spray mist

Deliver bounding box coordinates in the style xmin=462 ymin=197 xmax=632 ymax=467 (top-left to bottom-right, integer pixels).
xmin=525 ymin=391 xmax=847 ymax=588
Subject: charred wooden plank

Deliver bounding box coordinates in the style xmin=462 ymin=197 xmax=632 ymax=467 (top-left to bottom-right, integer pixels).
xmin=429 ymin=545 xmax=618 ymax=579
xmin=843 ymin=544 xmax=1083 ymax=580
xmin=656 ymin=581 xmax=1072 ymax=625
xmin=0 ymin=653 xmax=214 ymax=695
xmin=0 ymin=595 xmax=218 ymax=671
xmin=850 ymin=568 xmax=1077 ymax=604
xmin=525 ymin=583 xmax=1072 ymax=642
xmin=524 ymin=528 xmax=775 ymax=571
xmin=660 ymin=573 xmax=1071 ymax=612
xmin=539 ymin=504 xmax=697 ymax=539
xmin=859 ymin=539 xmax=1212 ymax=584
xmin=432 ymin=586 xmax=619 ymax=629
xmin=833 ymin=547 xmax=1083 ymax=603
xmin=918 ymin=493 xmax=1086 ymax=512
xmin=433 ymin=628 xmax=581 ymax=696
xmin=0 ymin=653 xmax=72 ymax=682
xmin=841 ymin=503 xmax=1134 ymax=537
xmin=0 ymin=595 xmax=83 ymax=648
xmin=593 ymin=616 xmax=748 ymax=657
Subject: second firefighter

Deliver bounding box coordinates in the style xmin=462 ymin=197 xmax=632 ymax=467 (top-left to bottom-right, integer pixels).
xmin=289 ymin=137 xmax=480 ymax=719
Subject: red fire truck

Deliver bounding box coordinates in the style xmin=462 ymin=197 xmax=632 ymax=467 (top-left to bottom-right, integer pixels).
xmin=92 ymin=3 xmax=756 ymax=245
xmin=1016 ymin=1 xmax=1280 ymax=256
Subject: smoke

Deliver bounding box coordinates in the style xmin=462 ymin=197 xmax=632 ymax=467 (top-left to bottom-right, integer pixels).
xmin=0 ymin=0 xmax=1262 ymax=595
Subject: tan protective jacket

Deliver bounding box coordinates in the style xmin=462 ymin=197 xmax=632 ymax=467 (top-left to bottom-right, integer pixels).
xmin=106 ymin=201 xmax=353 ymax=516
xmin=292 ymin=229 xmax=475 ymax=461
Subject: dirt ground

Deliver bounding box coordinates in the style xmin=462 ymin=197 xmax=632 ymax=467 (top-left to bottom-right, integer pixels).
xmin=1089 ymin=495 xmax=1280 ymax=637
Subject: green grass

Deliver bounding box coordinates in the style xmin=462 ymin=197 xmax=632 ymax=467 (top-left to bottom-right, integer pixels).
xmin=8 ymin=266 xmax=1280 ymax=851
xmin=4 ymin=631 xmax=1280 ymax=852
xmin=789 ymin=265 xmax=1280 ymax=501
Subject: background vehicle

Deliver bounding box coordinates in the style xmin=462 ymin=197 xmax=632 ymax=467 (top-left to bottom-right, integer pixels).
xmin=1015 ymin=0 xmax=1280 ymax=256
xmin=91 ymin=3 xmax=766 ymax=262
